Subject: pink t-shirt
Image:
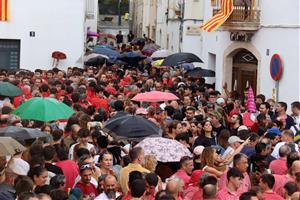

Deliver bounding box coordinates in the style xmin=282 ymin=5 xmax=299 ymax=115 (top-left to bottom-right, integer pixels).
xmin=216 ymin=187 xmax=239 ymax=200
xmin=173 ymin=169 xmax=191 ymax=189
xmin=219 ymin=172 xmax=251 ymax=196
xmin=273 ymin=174 xmax=294 ymax=197
xmin=269 ymin=157 xmax=288 ymax=175
xmin=263 ymin=191 xmax=285 ymax=200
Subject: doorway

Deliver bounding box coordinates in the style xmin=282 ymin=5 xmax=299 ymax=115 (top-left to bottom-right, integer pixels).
xmin=232 ymin=49 xmax=258 ymax=95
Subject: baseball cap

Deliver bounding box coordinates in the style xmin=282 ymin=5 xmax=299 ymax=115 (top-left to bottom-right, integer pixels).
xmin=216 ymin=98 xmax=225 ymax=105
xmin=267 ymin=128 xmax=281 ymax=136
xmin=193 ymin=145 xmax=205 ymax=156
xmin=228 ymin=136 xmax=244 ymax=144
xmin=238 ymin=125 xmax=248 ymax=132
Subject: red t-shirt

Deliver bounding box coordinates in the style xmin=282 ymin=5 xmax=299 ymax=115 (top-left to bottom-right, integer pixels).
xmin=56 ymin=160 xmax=79 ymax=189
xmin=75 ymin=181 xmax=98 ymax=197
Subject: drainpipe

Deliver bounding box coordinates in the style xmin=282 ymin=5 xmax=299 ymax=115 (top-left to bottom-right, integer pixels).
xmin=179 ymin=0 xmax=185 ymax=52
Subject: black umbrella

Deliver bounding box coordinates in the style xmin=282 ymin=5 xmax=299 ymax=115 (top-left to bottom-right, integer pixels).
xmin=186 ymin=67 xmax=216 ymax=78
xmin=85 ymin=56 xmax=107 ymax=67
xmin=0 ymin=126 xmax=47 ymax=142
xmin=103 ymin=115 xmax=162 ymax=140
xmin=161 ymin=52 xmax=203 ymax=67
xmin=118 ymin=52 xmax=146 ymax=67
xmin=130 ymin=38 xmax=146 ymax=46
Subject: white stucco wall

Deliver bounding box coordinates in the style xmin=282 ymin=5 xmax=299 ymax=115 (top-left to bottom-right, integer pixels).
xmin=0 ymin=0 xmax=86 ymax=70
xmin=201 ymin=0 xmax=300 ymax=105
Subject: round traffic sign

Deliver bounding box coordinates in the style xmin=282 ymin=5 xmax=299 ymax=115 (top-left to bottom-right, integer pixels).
xmin=270 ymin=54 xmax=283 ymax=81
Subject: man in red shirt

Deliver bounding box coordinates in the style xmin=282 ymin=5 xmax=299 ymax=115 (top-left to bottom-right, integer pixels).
xmin=143 ymin=173 xmax=159 ymax=200
xmin=74 ymin=164 xmax=98 ymax=199
xmin=259 ymin=174 xmax=284 ymax=200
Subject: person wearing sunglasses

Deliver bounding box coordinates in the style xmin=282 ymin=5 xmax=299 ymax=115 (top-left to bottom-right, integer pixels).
xmin=74 ymin=164 xmax=98 ymax=199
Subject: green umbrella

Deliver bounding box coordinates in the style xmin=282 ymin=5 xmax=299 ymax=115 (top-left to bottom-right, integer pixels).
xmin=13 ymin=97 xmax=75 ymax=122
xmin=0 ymin=81 xmax=22 ymax=97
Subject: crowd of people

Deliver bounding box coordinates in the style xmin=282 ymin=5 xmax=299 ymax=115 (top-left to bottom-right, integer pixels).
xmin=0 ymin=39 xmax=300 ymax=200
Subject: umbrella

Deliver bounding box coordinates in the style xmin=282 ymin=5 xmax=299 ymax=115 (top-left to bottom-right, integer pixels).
xmin=118 ymin=52 xmax=146 ymax=67
xmin=87 ymin=31 xmax=99 ymax=37
xmin=0 ymin=81 xmax=22 ymax=97
xmin=103 ymin=115 xmax=162 ymax=140
xmin=151 ymin=49 xmax=173 ymax=59
xmin=247 ymin=86 xmax=256 ymax=113
xmin=130 ymin=38 xmax=145 ymax=46
xmin=94 ymin=44 xmax=115 ymax=50
xmin=136 ymin=137 xmax=192 ymax=162
xmin=0 ymin=126 xmax=47 ymax=142
xmin=161 ymin=52 xmax=203 ymax=66
xmin=13 ymin=97 xmax=75 ymax=122
xmin=142 ymin=44 xmax=160 ymax=56
xmin=132 ymin=91 xmax=179 ymax=102
xmin=151 ymin=59 xmax=164 ymax=68
xmin=84 ymin=53 xmax=109 ymax=62
xmin=92 ymin=47 xmax=120 ymax=59
xmin=186 ymin=67 xmax=215 ymax=78
xmin=0 ymin=137 xmax=26 ymax=156
xmin=84 ymin=56 xmax=107 ymax=67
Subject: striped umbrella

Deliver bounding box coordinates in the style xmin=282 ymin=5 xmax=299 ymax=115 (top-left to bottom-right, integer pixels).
xmin=247 ymin=86 xmax=256 ymax=113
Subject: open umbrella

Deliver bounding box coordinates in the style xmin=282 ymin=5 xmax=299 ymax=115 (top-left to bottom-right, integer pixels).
xmin=52 ymin=51 xmax=67 ymax=67
xmin=130 ymin=38 xmax=146 ymax=46
xmin=103 ymin=115 xmax=162 ymax=140
xmin=0 ymin=137 xmax=26 ymax=156
xmin=13 ymin=97 xmax=75 ymax=122
xmin=84 ymin=56 xmax=107 ymax=67
xmin=0 ymin=126 xmax=47 ymax=142
xmin=162 ymin=52 xmax=203 ymax=66
xmin=132 ymin=91 xmax=179 ymax=102
xmin=136 ymin=137 xmax=192 ymax=162
xmin=92 ymin=47 xmax=120 ymax=59
xmin=118 ymin=52 xmax=146 ymax=67
xmin=84 ymin=53 xmax=109 ymax=62
xmin=186 ymin=67 xmax=215 ymax=78
xmin=0 ymin=81 xmax=22 ymax=97
xmin=151 ymin=49 xmax=173 ymax=59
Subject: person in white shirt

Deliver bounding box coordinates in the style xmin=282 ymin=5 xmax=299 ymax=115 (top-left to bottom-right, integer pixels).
xmin=222 ymin=136 xmax=244 ymax=167
xmin=68 ymin=128 xmax=95 ymax=161
xmin=271 ymin=130 xmax=299 ymax=159
xmin=95 ymin=174 xmax=121 ymax=200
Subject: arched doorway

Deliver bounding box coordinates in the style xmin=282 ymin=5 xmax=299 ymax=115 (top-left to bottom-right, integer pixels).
xmin=232 ymin=49 xmax=258 ymax=94
xmin=223 ymin=42 xmax=261 ymax=96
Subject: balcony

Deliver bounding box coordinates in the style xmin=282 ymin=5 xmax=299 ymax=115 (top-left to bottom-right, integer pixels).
xmin=213 ymin=6 xmax=261 ymax=31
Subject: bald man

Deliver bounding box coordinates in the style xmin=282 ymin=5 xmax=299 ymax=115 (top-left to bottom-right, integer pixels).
xmin=166 ymin=176 xmax=184 ymax=200
xmin=203 ymin=184 xmax=217 ymax=200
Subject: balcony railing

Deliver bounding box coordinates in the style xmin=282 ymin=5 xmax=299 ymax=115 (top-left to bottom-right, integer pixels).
xmin=213 ymin=6 xmax=261 ymax=31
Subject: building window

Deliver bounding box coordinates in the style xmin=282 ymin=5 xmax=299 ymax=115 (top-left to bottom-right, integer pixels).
xmin=0 ymin=39 xmax=20 ymax=70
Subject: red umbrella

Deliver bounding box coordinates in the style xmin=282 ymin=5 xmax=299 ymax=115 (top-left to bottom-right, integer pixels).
xmin=52 ymin=51 xmax=67 ymax=67
xmin=132 ymin=91 xmax=179 ymax=102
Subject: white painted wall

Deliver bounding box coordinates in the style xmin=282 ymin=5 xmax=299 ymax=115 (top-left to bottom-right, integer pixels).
xmin=0 ymin=0 xmax=87 ymax=70
xmin=201 ymin=0 xmax=300 ymax=105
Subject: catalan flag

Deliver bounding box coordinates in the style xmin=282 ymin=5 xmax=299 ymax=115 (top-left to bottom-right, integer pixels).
xmin=0 ymin=0 xmax=9 ymax=21
xmin=201 ymin=0 xmax=233 ymax=32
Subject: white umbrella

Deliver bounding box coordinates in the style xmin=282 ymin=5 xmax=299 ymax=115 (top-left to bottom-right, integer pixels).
xmin=151 ymin=49 xmax=173 ymax=59
xmin=136 ymin=137 xmax=192 ymax=162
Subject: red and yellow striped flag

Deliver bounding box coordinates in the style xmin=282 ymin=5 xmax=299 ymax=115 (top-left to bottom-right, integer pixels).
xmin=0 ymin=0 xmax=9 ymax=21
xmin=201 ymin=0 xmax=233 ymax=32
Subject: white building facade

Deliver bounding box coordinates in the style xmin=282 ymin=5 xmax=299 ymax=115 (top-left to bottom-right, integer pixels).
xmin=201 ymin=0 xmax=300 ymax=105
xmin=0 ymin=0 xmax=98 ymax=71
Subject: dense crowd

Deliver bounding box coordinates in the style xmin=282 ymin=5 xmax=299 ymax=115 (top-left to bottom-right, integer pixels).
xmin=0 ymin=40 xmax=300 ymax=200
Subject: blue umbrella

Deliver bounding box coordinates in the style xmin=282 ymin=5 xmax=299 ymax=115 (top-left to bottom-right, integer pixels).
xmin=94 ymin=44 xmax=115 ymax=50
xmin=92 ymin=47 xmax=120 ymax=59
xmin=118 ymin=52 xmax=146 ymax=67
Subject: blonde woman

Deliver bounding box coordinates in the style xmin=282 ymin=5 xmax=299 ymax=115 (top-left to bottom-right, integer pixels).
xmin=201 ymin=147 xmax=227 ymax=177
